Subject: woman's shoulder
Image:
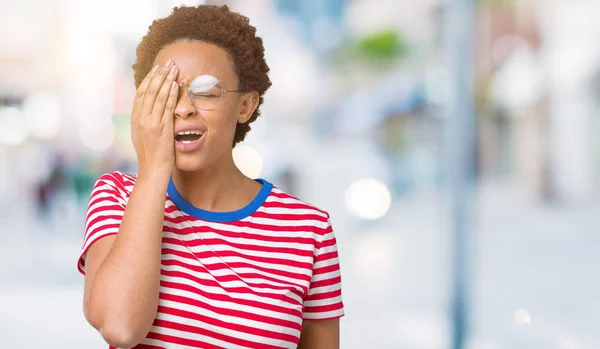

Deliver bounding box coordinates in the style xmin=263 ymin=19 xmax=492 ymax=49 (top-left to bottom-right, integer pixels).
xmin=93 ymin=171 xmax=138 ymax=195
xmin=266 ymin=185 xmax=331 ymax=229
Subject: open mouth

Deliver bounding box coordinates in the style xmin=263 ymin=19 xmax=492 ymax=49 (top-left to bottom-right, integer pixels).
xmin=175 ymin=130 xmax=204 ymax=143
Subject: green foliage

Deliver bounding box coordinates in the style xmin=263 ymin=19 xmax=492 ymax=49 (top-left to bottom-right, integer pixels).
xmin=355 ymin=29 xmax=408 ymax=60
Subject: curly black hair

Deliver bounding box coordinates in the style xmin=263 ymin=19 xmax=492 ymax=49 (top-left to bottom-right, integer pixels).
xmin=132 ymin=5 xmax=272 ymax=146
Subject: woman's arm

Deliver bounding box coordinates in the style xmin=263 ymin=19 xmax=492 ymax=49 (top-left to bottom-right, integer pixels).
xmin=83 ymin=172 xmax=170 ymax=348
xmin=298 ymin=318 xmax=340 ymax=349
xmin=298 ymin=213 xmax=344 ymax=349
xmin=83 ymin=61 xmax=179 ymax=348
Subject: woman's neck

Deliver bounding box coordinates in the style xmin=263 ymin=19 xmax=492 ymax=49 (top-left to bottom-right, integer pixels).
xmin=170 ymin=155 xmax=260 ymax=213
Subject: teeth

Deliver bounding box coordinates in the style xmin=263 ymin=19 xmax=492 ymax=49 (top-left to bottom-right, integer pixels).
xmin=177 ymin=130 xmax=202 ymax=136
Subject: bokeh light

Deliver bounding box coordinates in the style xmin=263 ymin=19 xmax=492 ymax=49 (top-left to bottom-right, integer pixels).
xmin=233 ymin=144 xmax=263 ymax=179
xmin=345 ymin=178 xmax=392 ymax=220
xmin=78 ymin=118 xmax=116 ymax=153
xmin=514 ymin=308 xmax=532 ymax=325
xmin=22 ymin=92 xmax=62 ymax=140
xmin=0 ymin=107 xmax=28 ymax=146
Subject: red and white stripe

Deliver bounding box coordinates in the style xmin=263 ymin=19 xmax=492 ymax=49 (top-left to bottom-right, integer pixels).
xmin=78 ymin=172 xmax=344 ymax=349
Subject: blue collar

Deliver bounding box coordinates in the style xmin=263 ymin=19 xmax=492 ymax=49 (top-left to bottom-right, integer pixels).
xmin=167 ymin=177 xmax=273 ymax=223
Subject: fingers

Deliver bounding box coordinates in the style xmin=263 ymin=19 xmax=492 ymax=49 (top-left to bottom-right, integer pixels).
xmin=132 ymin=64 xmax=159 ymax=124
xmin=151 ymin=64 xmax=179 ymax=119
xmin=160 ymin=81 xmax=179 ymax=132
xmin=141 ymin=60 xmax=175 ymax=118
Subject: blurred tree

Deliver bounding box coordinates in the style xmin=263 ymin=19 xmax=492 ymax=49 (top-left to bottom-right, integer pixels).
xmin=334 ymin=28 xmax=409 ymax=68
xmin=355 ymin=29 xmax=407 ymax=61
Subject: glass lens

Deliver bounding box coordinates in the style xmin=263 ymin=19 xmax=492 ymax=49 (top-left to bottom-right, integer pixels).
xmin=188 ymin=75 xmax=223 ymax=110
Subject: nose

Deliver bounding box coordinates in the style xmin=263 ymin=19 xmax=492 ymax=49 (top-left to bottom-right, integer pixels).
xmin=174 ymin=88 xmax=197 ymax=119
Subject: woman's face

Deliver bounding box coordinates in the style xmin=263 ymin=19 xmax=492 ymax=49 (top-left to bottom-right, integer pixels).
xmin=153 ymin=40 xmax=256 ymax=172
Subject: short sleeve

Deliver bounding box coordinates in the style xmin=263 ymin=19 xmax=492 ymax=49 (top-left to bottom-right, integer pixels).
xmin=77 ymin=172 xmax=129 ymax=275
xmin=302 ymin=217 xmax=345 ymax=320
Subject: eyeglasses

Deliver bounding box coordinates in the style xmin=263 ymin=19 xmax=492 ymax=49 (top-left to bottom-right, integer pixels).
xmin=178 ymin=75 xmax=243 ymax=111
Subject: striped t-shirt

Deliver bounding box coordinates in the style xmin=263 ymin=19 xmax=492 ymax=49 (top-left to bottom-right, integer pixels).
xmin=77 ymin=171 xmax=344 ymax=349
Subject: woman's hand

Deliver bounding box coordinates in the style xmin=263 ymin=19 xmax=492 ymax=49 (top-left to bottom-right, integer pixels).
xmin=131 ymin=59 xmax=179 ymax=177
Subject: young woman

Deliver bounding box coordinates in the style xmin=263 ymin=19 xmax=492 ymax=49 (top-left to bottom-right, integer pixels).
xmin=77 ymin=5 xmax=344 ymax=349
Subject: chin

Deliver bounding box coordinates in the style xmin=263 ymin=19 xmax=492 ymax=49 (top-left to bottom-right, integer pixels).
xmin=174 ymin=153 xmax=209 ymax=172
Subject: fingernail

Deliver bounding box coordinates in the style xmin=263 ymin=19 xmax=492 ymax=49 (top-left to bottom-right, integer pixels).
xmin=164 ymin=59 xmax=173 ymax=67
xmin=151 ymin=65 xmax=159 ymax=73
xmin=169 ymin=65 xmax=178 ymax=77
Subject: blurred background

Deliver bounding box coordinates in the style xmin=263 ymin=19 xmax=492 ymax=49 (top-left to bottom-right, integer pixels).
xmin=1 ymin=0 xmax=599 ymax=348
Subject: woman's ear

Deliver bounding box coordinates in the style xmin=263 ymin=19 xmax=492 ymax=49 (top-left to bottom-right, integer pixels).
xmin=237 ymin=91 xmax=259 ymax=124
